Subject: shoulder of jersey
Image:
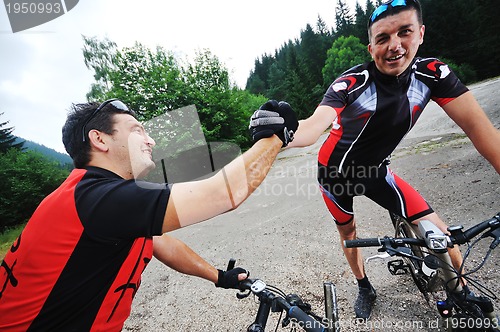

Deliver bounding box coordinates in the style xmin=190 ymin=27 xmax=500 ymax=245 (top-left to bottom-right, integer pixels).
xmin=414 ymin=57 xmax=452 ymax=80
xmin=329 ymin=63 xmax=371 ymax=93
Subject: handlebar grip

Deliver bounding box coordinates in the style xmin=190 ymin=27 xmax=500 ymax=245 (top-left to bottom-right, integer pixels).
xmin=288 ymin=306 xmax=325 ymax=332
xmin=238 ymin=278 xmax=254 ymax=291
xmin=344 ymin=238 xmax=382 ymax=248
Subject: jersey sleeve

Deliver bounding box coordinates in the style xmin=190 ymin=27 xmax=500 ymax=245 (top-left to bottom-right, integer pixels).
xmin=420 ymin=58 xmax=469 ymax=107
xmin=75 ymin=170 xmax=170 ymax=241
xmin=320 ymin=78 xmax=349 ymax=110
xmin=320 ymin=64 xmax=369 ymax=112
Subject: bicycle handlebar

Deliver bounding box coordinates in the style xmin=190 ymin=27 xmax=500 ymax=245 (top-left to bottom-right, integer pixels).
xmin=451 ymin=213 xmax=500 ymax=245
xmin=237 ymin=277 xmax=326 ymax=332
xmin=344 ymin=237 xmax=424 ymax=248
xmin=343 ymin=237 xmax=382 ymax=248
xmin=344 ymin=212 xmax=500 ymax=249
xmin=287 ymin=305 xmax=325 ymax=332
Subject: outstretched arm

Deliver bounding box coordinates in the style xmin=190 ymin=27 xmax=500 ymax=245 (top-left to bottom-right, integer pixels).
xmin=162 ymin=135 xmax=283 ymax=232
xmin=287 ymin=105 xmax=338 ymax=148
xmin=442 ymin=91 xmax=500 ymax=174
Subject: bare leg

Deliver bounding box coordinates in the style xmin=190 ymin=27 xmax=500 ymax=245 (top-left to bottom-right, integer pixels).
xmin=338 ymin=217 xmax=377 ymax=319
xmin=337 ymin=217 xmax=366 ymax=279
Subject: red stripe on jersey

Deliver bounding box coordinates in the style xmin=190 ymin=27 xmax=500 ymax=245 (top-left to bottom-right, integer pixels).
xmin=91 ymin=237 xmax=153 ymax=330
xmin=318 ymin=108 xmax=345 ymax=166
xmin=432 ymin=97 xmax=455 ymax=107
xmin=0 ymin=169 xmax=87 ymax=331
xmin=427 ymin=60 xmax=443 ymax=74
xmin=391 ymin=170 xmax=431 ymax=218
xmin=321 ymin=191 xmax=352 ymax=224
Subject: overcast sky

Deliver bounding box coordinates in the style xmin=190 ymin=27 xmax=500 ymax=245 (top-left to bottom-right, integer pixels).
xmin=1 ymin=0 xmax=360 ymax=154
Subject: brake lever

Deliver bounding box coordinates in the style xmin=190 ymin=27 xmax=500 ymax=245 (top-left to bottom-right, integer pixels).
xmin=236 ymin=289 xmax=251 ymax=299
xmin=368 ymin=245 xmax=413 ymax=262
xmin=484 ymin=228 xmax=500 ymax=249
xmin=366 ymin=252 xmax=391 ymax=263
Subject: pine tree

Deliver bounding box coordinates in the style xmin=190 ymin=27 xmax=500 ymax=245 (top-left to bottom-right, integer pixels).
xmin=0 ymin=113 xmax=24 ymax=153
xmin=335 ymin=0 xmax=354 ymax=37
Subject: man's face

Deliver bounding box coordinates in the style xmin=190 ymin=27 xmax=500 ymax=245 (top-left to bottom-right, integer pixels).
xmin=368 ymin=9 xmax=425 ymax=76
xmin=108 ymin=113 xmax=156 ymax=179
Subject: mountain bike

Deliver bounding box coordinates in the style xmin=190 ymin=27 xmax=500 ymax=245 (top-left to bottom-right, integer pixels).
xmin=228 ymin=259 xmax=340 ymax=332
xmin=344 ymin=212 xmax=500 ymax=331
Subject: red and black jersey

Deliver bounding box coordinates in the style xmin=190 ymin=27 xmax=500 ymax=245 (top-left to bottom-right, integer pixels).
xmin=318 ymin=57 xmax=469 ymax=174
xmin=0 ymin=166 xmax=169 ymax=331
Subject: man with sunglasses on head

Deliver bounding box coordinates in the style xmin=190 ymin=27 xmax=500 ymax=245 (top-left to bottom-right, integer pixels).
xmin=281 ymin=0 xmax=500 ymax=320
xmin=0 ymin=99 xmax=297 ymax=331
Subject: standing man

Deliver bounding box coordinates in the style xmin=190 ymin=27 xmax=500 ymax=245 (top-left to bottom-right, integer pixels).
xmin=285 ymin=0 xmax=500 ymax=319
xmin=0 ymin=99 xmax=297 ymax=330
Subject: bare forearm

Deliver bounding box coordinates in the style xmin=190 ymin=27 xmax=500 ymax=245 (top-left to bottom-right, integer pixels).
xmin=224 ymin=135 xmax=282 ymax=207
xmin=153 ymin=234 xmax=218 ymax=283
xmin=457 ymin=105 xmax=500 ymax=174
xmin=163 ymin=135 xmax=282 ymax=231
xmin=468 ymin=125 xmax=500 ymax=174
xmin=443 ymin=92 xmax=500 ymax=174
xmin=287 ymin=105 xmax=337 ymax=148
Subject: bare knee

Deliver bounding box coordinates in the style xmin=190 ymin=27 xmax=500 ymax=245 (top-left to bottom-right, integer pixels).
xmin=413 ymin=212 xmax=449 ymax=234
xmin=337 ymin=217 xmax=357 ymax=240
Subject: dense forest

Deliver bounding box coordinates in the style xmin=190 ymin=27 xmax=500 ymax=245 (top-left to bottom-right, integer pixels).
xmin=0 ymin=115 xmax=70 ymax=232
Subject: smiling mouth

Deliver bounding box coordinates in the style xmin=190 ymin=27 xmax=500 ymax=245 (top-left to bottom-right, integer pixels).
xmin=142 ymin=149 xmax=153 ymax=158
xmin=387 ymin=54 xmax=405 ymax=63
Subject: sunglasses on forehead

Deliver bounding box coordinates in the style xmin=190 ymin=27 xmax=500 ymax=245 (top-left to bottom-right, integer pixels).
xmin=370 ymin=0 xmax=418 ymax=23
xmin=82 ymin=99 xmax=132 ymax=142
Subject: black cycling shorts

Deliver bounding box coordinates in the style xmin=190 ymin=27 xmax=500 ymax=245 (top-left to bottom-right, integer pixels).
xmin=318 ymin=163 xmax=433 ymax=225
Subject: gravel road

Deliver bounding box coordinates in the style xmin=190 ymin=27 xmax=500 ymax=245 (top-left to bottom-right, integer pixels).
xmin=124 ymin=77 xmax=500 ymax=332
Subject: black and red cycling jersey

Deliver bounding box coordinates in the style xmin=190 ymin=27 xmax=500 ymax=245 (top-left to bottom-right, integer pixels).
xmin=318 ymin=57 xmax=469 ymax=173
xmin=0 ymin=166 xmax=169 ymax=331
xmin=317 ymin=57 xmax=469 ymax=223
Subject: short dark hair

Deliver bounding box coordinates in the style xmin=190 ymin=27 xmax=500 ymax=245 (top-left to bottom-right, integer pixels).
xmin=367 ymin=0 xmax=423 ymax=40
xmin=62 ymin=101 xmax=136 ymax=168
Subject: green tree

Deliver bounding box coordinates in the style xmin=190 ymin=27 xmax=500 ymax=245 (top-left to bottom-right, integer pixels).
xmin=322 ymin=36 xmax=371 ymax=86
xmin=246 ymin=54 xmax=275 ymax=94
xmin=335 ymin=0 xmax=354 ymax=37
xmin=0 ymin=113 xmax=24 ymax=153
xmin=83 ymin=37 xmax=265 ymax=150
xmin=184 ymin=49 xmax=257 ymax=146
xmin=352 ymin=0 xmax=375 ymax=45
xmin=0 ymin=149 xmax=68 ymax=232
xmin=82 ymin=36 xmax=118 ymax=101
xmin=246 ymin=18 xmax=335 ymax=119
xmin=418 ymin=0 xmax=499 ymax=82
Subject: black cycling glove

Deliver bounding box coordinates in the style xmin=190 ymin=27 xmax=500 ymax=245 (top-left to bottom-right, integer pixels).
xmin=249 ymin=100 xmax=298 ymax=147
xmin=215 ymin=267 xmax=249 ymax=289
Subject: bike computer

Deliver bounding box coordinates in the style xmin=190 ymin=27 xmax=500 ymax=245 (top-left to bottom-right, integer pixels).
xmin=250 ymin=280 xmax=266 ymax=293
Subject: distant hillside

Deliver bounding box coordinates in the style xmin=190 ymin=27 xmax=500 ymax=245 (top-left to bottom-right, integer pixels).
xmin=15 ymin=137 xmax=73 ymax=166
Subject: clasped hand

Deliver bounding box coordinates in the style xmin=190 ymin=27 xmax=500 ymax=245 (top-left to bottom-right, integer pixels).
xmin=249 ymin=100 xmax=298 ymax=147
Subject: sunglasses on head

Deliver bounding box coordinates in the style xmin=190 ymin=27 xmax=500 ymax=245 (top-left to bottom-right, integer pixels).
xmin=370 ymin=0 xmax=418 ymax=23
xmin=82 ymin=99 xmax=131 ymax=142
